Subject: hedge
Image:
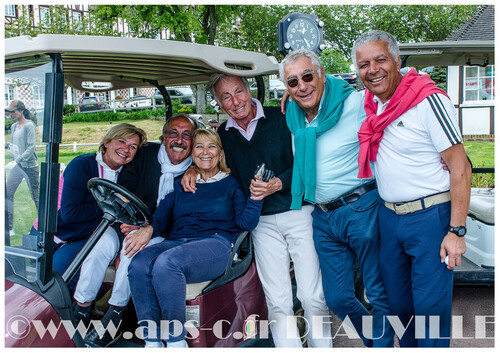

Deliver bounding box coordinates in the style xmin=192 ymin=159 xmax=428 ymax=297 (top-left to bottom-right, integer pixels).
xmin=63 ymin=108 xmax=166 ymax=123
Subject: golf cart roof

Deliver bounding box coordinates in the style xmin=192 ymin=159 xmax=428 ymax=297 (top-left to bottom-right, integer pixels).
xmin=5 ymin=34 xmax=279 ymax=91
xmin=399 ymin=40 xmax=494 ymax=67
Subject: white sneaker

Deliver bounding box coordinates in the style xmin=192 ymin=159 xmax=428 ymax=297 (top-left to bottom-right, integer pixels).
xmin=167 ymin=340 xmax=188 ymax=348
xmin=9 ymin=229 xmax=15 ymax=237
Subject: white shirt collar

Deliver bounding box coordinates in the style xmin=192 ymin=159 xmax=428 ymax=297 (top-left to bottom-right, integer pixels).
xmin=196 ymin=171 xmax=229 ymax=184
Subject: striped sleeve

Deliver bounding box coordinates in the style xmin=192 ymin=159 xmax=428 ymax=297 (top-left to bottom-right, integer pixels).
xmin=426 ymin=93 xmax=462 ymax=146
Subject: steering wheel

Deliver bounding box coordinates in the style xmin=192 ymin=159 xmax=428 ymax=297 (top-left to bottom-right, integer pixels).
xmin=87 ymin=177 xmax=152 ymax=227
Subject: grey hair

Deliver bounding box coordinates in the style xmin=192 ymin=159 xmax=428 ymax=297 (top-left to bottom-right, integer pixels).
xmin=279 ymin=49 xmax=323 ymax=83
xmin=207 ymin=73 xmax=251 ymax=106
xmin=162 ymin=114 xmax=198 ymax=135
xmin=351 ymin=30 xmax=400 ymax=71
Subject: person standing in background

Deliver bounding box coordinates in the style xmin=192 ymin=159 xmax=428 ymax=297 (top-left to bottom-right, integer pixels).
xmin=5 ymin=100 xmax=39 ymax=237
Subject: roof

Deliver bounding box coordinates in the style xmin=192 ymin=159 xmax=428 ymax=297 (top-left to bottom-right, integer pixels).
xmin=5 ymin=34 xmax=279 ymax=92
xmin=399 ymin=40 xmax=494 ymax=67
xmin=398 ymin=5 xmax=495 ymax=67
xmin=446 ymin=5 xmax=494 ymax=41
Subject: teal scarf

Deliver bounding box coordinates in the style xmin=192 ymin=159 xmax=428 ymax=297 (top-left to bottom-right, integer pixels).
xmin=285 ymin=75 xmax=354 ymax=209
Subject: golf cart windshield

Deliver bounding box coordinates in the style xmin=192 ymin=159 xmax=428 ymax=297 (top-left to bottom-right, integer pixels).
xmin=5 ymin=57 xmax=52 ymax=282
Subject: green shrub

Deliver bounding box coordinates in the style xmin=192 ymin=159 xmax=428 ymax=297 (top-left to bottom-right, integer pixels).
xmin=178 ymin=105 xmax=193 ymax=114
xmin=205 ymin=104 xmax=218 ymax=114
xmin=5 ymin=117 xmax=14 ymax=134
xmin=265 ymin=100 xmax=281 ymax=107
xmin=63 ymin=104 xmax=76 ymax=115
xmin=63 ymin=108 xmax=163 ymax=123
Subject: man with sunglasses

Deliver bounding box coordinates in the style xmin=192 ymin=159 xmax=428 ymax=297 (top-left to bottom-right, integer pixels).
xmin=80 ymin=114 xmax=197 ymax=347
xmin=280 ymin=49 xmax=394 ymax=347
xmin=181 ymin=74 xmax=331 ymax=348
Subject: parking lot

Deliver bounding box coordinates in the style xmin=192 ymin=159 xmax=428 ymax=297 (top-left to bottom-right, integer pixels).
xmin=330 ymin=285 xmax=494 ymax=347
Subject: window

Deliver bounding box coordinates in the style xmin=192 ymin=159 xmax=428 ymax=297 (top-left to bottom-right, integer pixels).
xmin=5 ymin=5 xmax=16 ymax=17
xmin=464 ymin=66 xmax=495 ymax=102
xmin=40 ymin=6 xmax=51 ymax=28
xmin=72 ymin=11 xmax=83 ymax=30
xmin=5 ymin=85 xmax=15 ymax=102
xmin=33 ymin=85 xmax=43 ymax=107
xmin=72 ymin=11 xmax=82 ymax=22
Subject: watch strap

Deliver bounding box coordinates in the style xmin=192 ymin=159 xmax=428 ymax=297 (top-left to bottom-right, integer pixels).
xmin=448 ymin=225 xmax=466 ymax=237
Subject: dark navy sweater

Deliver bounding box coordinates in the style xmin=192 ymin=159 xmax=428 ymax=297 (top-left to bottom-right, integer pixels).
xmin=56 ymin=153 xmax=117 ymax=243
xmin=151 ymin=176 xmax=263 ymax=244
xmin=218 ymin=106 xmax=294 ymax=215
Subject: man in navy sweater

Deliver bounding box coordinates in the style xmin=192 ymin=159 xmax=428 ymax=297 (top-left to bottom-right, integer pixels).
xmin=183 ymin=74 xmax=331 ymax=348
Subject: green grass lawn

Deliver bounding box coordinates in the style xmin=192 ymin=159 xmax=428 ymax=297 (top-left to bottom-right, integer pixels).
xmin=463 ymin=141 xmax=495 ymax=188
xmin=463 ymin=141 xmax=494 ymax=168
xmin=5 ymin=119 xmax=494 ymax=246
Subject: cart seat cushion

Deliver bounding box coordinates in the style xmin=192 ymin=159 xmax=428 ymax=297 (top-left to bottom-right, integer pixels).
xmin=468 ymin=188 xmax=494 ymax=225
xmin=186 ymin=281 xmax=212 ymax=300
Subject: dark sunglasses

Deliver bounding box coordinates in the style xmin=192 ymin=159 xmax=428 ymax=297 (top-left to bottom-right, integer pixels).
xmin=5 ymin=110 xmax=14 ymax=114
xmin=165 ymin=130 xmax=192 ymax=140
xmin=286 ymin=70 xmax=316 ymax=88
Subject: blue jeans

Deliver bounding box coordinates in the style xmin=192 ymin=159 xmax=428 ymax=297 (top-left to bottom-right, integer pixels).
xmin=128 ymin=235 xmax=231 ymax=343
xmin=378 ymin=202 xmax=453 ymax=347
xmin=312 ymin=188 xmax=394 ymax=347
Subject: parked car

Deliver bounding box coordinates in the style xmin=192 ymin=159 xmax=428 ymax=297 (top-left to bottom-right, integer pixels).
xmin=79 ymin=96 xmax=109 ymax=112
xmin=4 ymin=34 xmax=283 ymax=348
xmin=268 ymin=79 xmax=286 ymax=99
xmin=154 ymin=87 xmax=194 ymax=105
xmin=124 ymin=95 xmax=151 ymax=111
xmin=250 ymin=79 xmax=286 ymax=99
xmin=339 ymin=73 xmax=357 ymax=85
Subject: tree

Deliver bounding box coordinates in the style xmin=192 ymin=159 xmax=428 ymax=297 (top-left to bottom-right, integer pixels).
xmin=5 ymin=5 xmax=118 ymax=38
xmin=91 ymin=5 xmax=241 ymax=112
xmin=319 ymin=48 xmax=352 ymax=74
xmin=313 ymin=5 xmax=479 ymax=61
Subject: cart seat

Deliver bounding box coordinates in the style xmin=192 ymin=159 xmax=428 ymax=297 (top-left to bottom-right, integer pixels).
xmin=468 ymin=187 xmax=494 ymax=225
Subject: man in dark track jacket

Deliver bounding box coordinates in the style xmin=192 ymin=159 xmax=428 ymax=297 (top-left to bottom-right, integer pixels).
xmin=183 ymin=74 xmax=331 ymax=348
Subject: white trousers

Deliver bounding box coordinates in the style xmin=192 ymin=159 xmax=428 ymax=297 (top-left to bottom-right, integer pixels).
xmin=73 ymin=227 xmax=163 ymax=307
xmin=252 ymin=205 xmax=332 ymax=348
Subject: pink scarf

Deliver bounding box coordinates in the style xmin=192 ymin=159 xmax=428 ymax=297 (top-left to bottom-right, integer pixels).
xmin=357 ymin=68 xmax=448 ymax=178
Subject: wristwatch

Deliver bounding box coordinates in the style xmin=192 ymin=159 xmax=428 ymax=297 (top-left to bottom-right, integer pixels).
xmin=449 ymin=225 xmax=467 ymax=237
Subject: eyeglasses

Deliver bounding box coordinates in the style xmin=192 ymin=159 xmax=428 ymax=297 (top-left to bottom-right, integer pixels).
xmin=286 ymin=70 xmax=317 ymax=88
xmin=165 ymin=130 xmax=192 ymax=140
xmin=5 ymin=110 xmax=14 ymax=114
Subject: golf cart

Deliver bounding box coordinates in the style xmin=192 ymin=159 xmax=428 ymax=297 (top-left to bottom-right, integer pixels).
xmin=4 ymin=34 xmax=283 ymax=348
xmin=399 ymin=40 xmax=495 ymax=285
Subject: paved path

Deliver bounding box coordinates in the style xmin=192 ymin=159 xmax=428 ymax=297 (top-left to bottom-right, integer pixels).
xmin=330 ymin=285 xmax=494 ymax=347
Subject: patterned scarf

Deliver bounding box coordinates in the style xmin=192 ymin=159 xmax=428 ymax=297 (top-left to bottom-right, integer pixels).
xmin=157 ymin=145 xmax=192 ymax=205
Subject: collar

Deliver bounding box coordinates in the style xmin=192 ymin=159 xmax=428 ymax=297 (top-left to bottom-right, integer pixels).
xmin=196 ymin=171 xmax=229 ymax=184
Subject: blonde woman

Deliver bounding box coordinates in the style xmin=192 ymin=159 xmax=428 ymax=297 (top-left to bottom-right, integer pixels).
xmin=128 ymin=129 xmax=263 ymax=348
xmin=52 ymin=123 xmax=146 ymax=287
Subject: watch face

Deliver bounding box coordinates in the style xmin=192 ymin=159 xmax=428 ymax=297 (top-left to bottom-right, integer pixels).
xmin=286 ymin=18 xmax=320 ymax=51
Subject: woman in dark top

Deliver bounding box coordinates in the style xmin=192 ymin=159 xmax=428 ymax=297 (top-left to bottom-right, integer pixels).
xmin=127 ymin=129 xmax=263 ymax=348
xmin=52 ymin=123 xmax=147 ymax=279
